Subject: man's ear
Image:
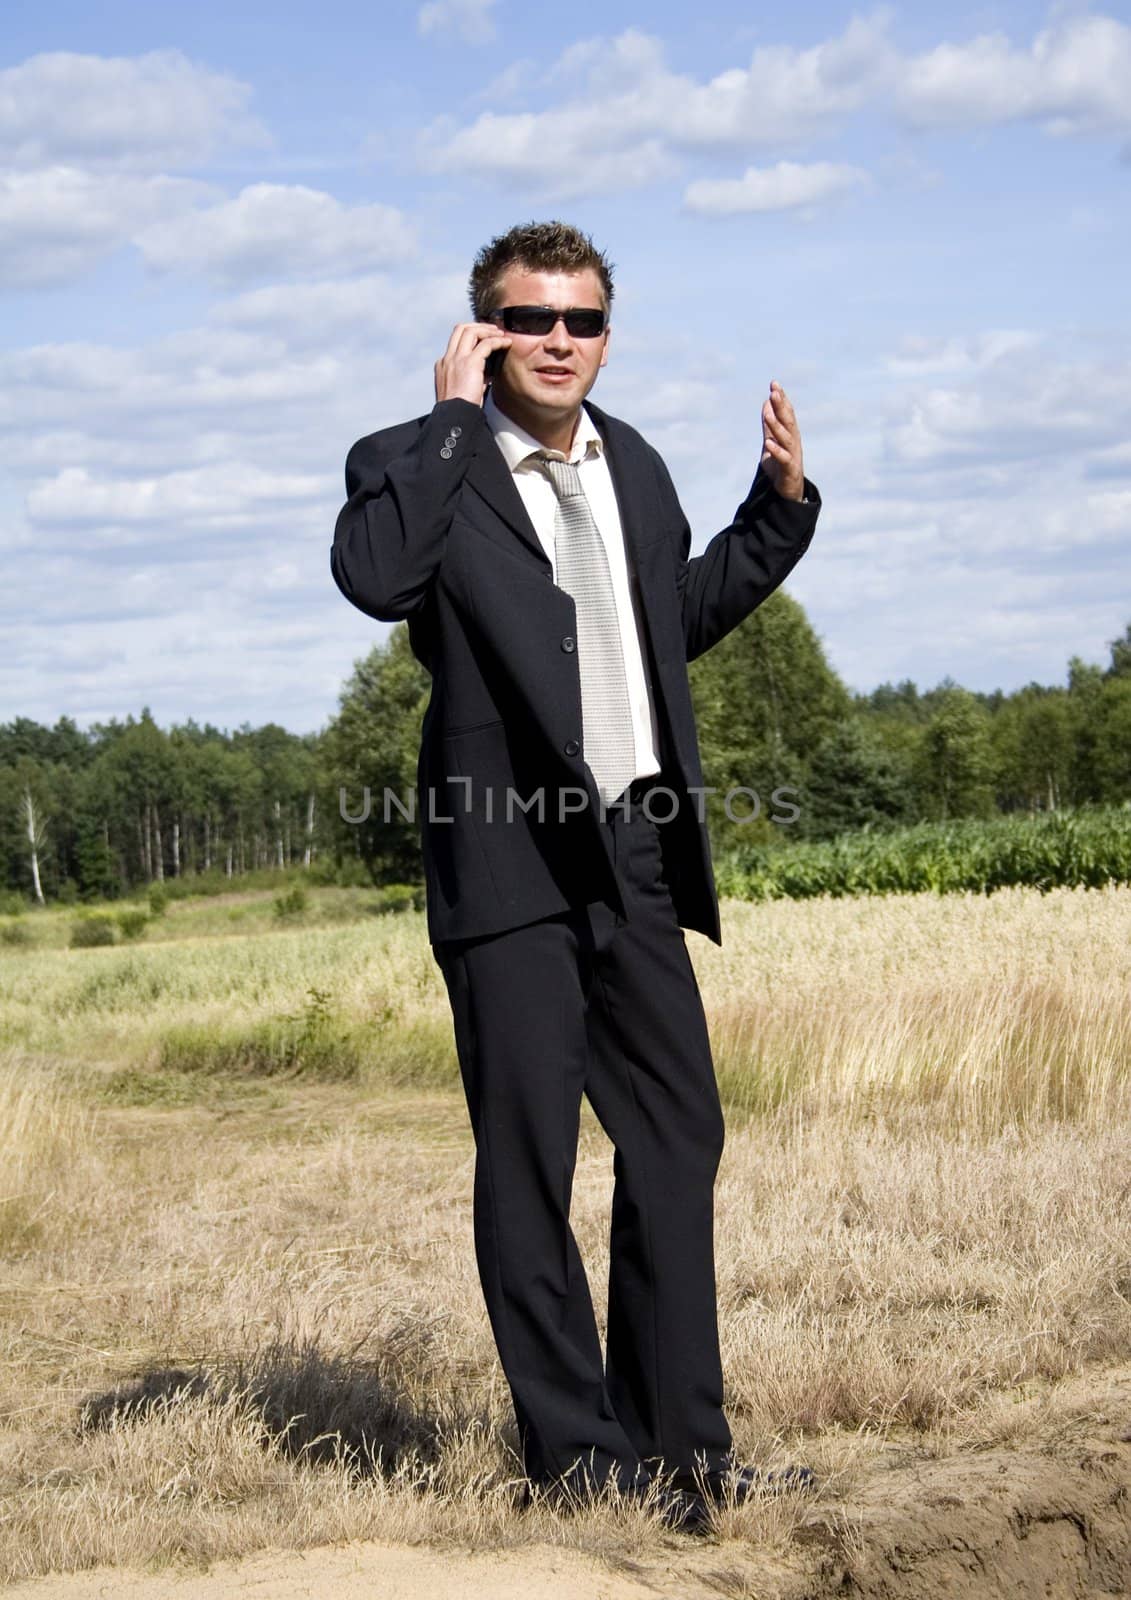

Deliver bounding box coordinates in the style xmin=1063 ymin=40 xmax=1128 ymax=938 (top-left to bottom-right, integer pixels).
xmin=599 ymin=328 xmax=610 ymax=369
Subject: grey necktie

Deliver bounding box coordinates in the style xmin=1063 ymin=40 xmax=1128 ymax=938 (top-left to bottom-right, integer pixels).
xmin=537 ymin=453 xmax=636 ymax=808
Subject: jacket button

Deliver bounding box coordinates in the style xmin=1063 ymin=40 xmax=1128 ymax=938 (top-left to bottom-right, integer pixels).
xmin=561 ymin=635 xmax=575 ymax=652
xmin=564 ymin=739 xmax=580 ymax=756
xmin=440 ymin=446 xmax=453 ymax=459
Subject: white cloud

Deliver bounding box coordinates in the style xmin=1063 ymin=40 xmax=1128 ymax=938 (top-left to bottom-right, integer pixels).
xmin=419 ymin=12 xmax=1131 ymax=197
xmin=1085 ymin=489 xmax=1131 ymax=534
xmin=896 ymin=13 xmax=1131 ymax=134
xmin=418 ymin=0 xmax=498 ymax=45
xmin=134 ymin=184 xmax=416 ymax=287
xmin=27 ymin=463 xmax=325 ymax=529
xmin=420 ymin=110 xmax=670 ymax=196
xmin=209 ymin=271 xmax=466 ymax=346
xmin=883 ymin=330 xmax=1040 ymax=377
xmin=0 ymin=166 xmax=213 ymax=288
xmin=775 ymin=323 xmax=1131 ymax=700
xmin=684 ymin=159 xmax=869 ymax=215
xmin=418 ymin=17 xmax=894 ymax=190
xmin=0 ymin=331 xmax=345 ymax=441
xmin=0 ymin=49 xmax=275 ymax=288
xmin=0 ymin=304 xmax=415 ymax=733
xmin=1088 ymin=441 xmax=1131 ymax=476
xmin=0 ymin=307 xmax=445 ymax=527
xmin=883 ymin=353 xmax=1130 ymax=471
xmin=0 ymin=49 xmax=267 ymax=170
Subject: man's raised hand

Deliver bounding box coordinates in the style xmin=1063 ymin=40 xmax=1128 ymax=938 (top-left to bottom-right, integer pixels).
xmin=434 ymin=323 xmax=513 ymax=405
xmin=760 ymin=381 xmax=805 ymax=502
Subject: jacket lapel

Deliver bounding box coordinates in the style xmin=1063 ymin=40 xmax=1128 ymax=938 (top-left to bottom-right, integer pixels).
xmin=583 ymin=402 xmax=650 ymax=575
xmin=586 ymin=402 xmax=673 ymax=703
xmin=463 ymin=425 xmax=550 ymax=570
xmin=460 ymin=399 xmax=657 ymax=601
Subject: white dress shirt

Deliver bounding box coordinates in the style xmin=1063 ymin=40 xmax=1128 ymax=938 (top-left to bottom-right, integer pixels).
xmin=483 ymin=388 xmax=662 ymax=782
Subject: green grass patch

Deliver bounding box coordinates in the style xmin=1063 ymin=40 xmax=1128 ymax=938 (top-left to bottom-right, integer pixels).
xmin=70 ymin=956 xmax=170 ymax=1013
xmin=154 ymin=987 xmax=459 ymax=1090
xmin=96 ymin=1065 xmax=284 ymax=1108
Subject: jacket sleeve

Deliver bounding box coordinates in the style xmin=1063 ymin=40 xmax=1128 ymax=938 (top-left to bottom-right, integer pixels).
xmin=652 ymin=447 xmax=821 ymax=662
xmin=331 ymin=398 xmax=488 ymax=622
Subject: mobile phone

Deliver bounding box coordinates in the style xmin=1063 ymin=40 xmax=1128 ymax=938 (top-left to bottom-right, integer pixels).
xmin=485 ymin=346 xmax=506 ymax=384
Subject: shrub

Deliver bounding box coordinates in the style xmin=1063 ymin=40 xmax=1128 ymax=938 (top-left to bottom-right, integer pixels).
xmin=116 ymin=910 xmax=149 ymax=942
xmin=273 ymin=885 xmax=308 ymax=919
xmin=159 ymin=987 xmax=361 ymax=1081
xmin=374 ymin=883 xmax=424 ymax=914
xmin=1 ymin=920 xmax=32 ymax=947
xmin=148 ymin=885 xmax=169 ymax=917
xmin=70 ymin=916 xmax=116 ymax=948
xmin=310 ymin=857 xmax=377 ymax=890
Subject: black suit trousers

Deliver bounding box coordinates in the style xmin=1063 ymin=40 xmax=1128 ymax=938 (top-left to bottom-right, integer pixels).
xmin=433 ymin=783 xmax=733 ymax=1488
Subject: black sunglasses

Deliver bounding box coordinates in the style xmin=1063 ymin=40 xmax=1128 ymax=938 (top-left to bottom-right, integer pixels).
xmin=487 ymin=305 xmax=608 ymax=338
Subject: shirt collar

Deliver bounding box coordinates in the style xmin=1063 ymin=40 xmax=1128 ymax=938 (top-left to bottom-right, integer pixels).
xmin=484 ymin=387 xmax=603 ymax=473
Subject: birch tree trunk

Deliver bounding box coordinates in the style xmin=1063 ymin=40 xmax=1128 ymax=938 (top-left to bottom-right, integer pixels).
xmin=21 ymin=785 xmax=46 ymax=906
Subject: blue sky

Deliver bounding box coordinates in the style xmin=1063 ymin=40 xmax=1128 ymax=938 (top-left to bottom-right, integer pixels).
xmin=3 ymin=1 xmax=1130 ymax=734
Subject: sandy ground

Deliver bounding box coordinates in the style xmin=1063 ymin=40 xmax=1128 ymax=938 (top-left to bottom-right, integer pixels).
xmin=0 ymin=1542 xmax=692 ymax=1600
xmin=7 ymin=1364 xmax=1130 ymax=1600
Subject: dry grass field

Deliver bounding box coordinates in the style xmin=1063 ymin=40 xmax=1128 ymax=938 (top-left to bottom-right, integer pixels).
xmin=2 ymin=881 xmax=1130 ymax=1597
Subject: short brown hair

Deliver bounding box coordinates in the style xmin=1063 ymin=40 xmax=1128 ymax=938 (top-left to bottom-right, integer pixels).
xmin=469 ymin=221 xmax=615 ymax=321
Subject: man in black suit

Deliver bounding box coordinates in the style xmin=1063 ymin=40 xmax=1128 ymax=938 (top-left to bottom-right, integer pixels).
xmin=332 ymin=221 xmax=821 ymax=1524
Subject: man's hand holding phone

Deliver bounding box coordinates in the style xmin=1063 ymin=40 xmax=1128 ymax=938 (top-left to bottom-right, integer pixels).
xmin=434 ymin=323 xmax=511 ymax=404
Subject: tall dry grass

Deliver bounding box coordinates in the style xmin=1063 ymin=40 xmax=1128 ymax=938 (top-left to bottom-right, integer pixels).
xmin=4 ymin=881 xmax=1129 ymax=1131
xmin=701 ymin=883 xmax=1131 ymax=1128
xmin=0 ymin=881 xmax=1129 ymax=1584
xmin=0 ymin=1058 xmax=105 ymax=1255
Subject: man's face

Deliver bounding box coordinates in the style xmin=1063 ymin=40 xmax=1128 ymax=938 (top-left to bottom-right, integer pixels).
xmin=486 ymin=266 xmax=609 ymax=431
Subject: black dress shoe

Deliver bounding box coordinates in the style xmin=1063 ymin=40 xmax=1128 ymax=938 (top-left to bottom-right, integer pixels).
xmin=668 ymin=1459 xmax=817 ymax=1502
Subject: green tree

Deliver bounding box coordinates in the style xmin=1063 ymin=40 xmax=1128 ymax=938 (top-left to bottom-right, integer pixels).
xmin=1105 ymin=621 xmax=1131 ymax=679
xmin=1067 ymin=655 xmax=1105 ymax=804
xmin=689 ymin=588 xmax=851 ymax=849
xmin=323 ymin=624 xmax=431 ymax=883
xmin=92 ymin=711 xmax=181 ymax=885
xmin=1091 ymin=677 xmax=1131 ymax=803
xmin=913 ymin=682 xmax=996 ymax=820
xmin=860 ymin=679 xmax=927 ymax=723
xmin=802 ymin=720 xmax=914 ymax=838
xmin=990 ymin=684 xmax=1076 ymax=811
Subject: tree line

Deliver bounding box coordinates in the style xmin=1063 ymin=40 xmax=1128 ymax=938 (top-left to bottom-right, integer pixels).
xmin=2 ymin=599 xmax=1129 ymax=905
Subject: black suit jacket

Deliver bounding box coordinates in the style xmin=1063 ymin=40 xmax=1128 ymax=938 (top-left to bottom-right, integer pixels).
xmin=332 ymin=395 xmax=820 ymax=947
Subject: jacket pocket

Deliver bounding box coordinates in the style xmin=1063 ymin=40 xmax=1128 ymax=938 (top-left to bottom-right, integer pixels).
xmin=442 ymin=717 xmax=505 ymax=739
